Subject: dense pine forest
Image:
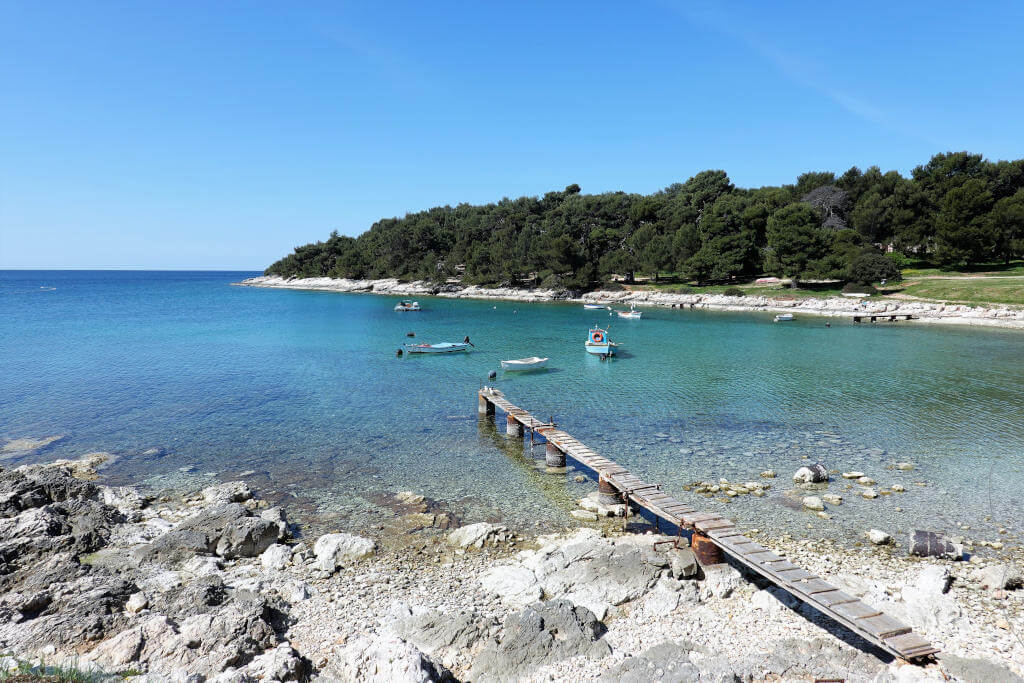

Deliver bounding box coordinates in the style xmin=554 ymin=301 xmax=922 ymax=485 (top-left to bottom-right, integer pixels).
xmin=265 ymin=152 xmax=1024 ymax=289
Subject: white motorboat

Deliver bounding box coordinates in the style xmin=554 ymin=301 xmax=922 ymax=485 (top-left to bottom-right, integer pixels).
xmin=616 ymin=303 xmax=642 ymax=319
xmin=394 ymin=300 xmax=421 ymax=311
xmin=583 ymin=304 xmax=606 ymax=310
xmin=773 ymin=313 xmax=795 ymax=322
xmin=501 ymin=357 xmax=549 ymax=371
xmin=404 ymin=342 xmax=469 ymax=354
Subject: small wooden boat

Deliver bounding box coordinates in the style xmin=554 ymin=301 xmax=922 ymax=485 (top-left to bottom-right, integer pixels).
xmin=773 ymin=313 xmax=795 ymax=322
xmin=583 ymin=304 xmax=606 ymax=310
xmin=404 ymin=342 xmax=469 ymax=354
xmin=617 ymin=303 xmax=642 ymax=319
xmin=394 ymin=300 xmax=421 ymax=311
xmin=585 ymin=326 xmax=615 ymax=356
xmin=501 ymin=357 xmax=548 ymax=371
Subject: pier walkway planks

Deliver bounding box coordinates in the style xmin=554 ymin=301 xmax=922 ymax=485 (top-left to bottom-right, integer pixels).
xmin=478 ymin=387 xmax=938 ymax=662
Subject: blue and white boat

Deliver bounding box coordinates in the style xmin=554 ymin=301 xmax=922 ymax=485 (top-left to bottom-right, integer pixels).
xmin=585 ymin=326 xmax=615 ymax=356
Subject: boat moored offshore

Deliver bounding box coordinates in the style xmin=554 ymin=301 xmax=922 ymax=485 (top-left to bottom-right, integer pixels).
xmin=404 ymin=342 xmax=469 ymax=354
xmin=394 ymin=300 xmax=421 ymax=311
xmin=585 ymin=326 xmax=615 ymax=356
xmin=501 ymin=356 xmax=549 ymax=371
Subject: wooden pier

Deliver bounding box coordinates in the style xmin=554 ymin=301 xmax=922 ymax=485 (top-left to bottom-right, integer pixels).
xmin=853 ymin=313 xmax=916 ymax=323
xmin=477 ymin=387 xmax=938 ymax=662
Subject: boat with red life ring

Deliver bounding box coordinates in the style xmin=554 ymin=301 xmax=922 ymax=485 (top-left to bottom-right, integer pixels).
xmin=585 ymin=326 xmax=616 ymax=356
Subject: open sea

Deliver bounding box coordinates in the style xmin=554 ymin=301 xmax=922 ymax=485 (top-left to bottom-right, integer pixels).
xmin=2 ymin=270 xmax=1023 ymax=544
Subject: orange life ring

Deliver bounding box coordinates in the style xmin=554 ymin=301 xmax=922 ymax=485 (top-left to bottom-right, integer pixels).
xmin=592 ymin=331 xmax=604 ymax=343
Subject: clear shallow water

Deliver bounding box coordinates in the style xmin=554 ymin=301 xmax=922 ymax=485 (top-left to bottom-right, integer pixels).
xmin=2 ymin=270 xmax=1023 ymax=543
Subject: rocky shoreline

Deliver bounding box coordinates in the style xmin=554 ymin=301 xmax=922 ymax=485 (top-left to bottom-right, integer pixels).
xmin=235 ymin=276 xmax=1024 ymax=330
xmin=2 ymin=454 xmax=1022 ymax=682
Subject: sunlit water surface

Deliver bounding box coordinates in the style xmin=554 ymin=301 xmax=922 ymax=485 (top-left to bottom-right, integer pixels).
xmin=2 ymin=271 xmax=1022 ymax=543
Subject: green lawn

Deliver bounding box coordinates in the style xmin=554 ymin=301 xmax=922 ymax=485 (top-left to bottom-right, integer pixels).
xmin=902 ymin=259 xmax=1024 ymax=278
xmin=896 ymin=278 xmax=1024 ymax=307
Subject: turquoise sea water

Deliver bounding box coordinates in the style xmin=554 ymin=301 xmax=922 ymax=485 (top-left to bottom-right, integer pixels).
xmin=2 ymin=270 xmax=1023 ymax=543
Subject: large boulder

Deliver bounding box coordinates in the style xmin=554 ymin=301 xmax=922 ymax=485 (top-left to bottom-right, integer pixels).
xmin=793 ymin=464 xmax=829 ymax=484
xmin=478 ymin=566 xmax=542 ymax=608
xmin=469 ymin=600 xmax=610 ymax=681
xmin=215 ymin=517 xmax=280 ymax=559
xmin=325 ymin=633 xmax=452 ymax=682
xmin=313 ymin=533 xmax=376 ymax=571
xmin=390 ymin=606 xmax=492 ymax=656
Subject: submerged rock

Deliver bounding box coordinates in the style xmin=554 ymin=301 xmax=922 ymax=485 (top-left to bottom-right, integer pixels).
xmin=802 ymin=496 xmax=825 ymax=511
xmin=447 ymin=522 xmax=511 ymax=549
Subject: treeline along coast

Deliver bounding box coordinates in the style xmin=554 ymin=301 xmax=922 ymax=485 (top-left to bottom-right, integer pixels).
xmin=265 ymin=151 xmax=1024 ymax=290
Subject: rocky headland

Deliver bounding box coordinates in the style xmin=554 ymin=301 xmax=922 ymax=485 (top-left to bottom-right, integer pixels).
xmin=235 ymin=276 xmax=1024 ymax=330
xmin=1 ymin=454 xmax=1022 ymax=682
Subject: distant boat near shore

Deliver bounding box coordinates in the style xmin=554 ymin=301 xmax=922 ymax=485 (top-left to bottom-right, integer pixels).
xmin=774 ymin=313 xmax=795 ymax=322
xmin=404 ymin=342 xmax=469 ymax=354
xmin=394 ymin=300 xmax=421 ymax=311
xmin=616 ymin=303 xmax=642 ymax=319
xmin=583 ymin=303 xmax=607 ymax=310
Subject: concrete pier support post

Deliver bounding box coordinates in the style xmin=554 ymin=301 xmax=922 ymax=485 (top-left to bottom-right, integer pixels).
xmin=691 ymin=530 xmax=723 ymax=566
xmin=545 ymin=442 xmax=565 ymax=467
xmin=478 ymin=393 xmax=494 ymax=417
xmin=506 ymin=413 xmax=524 ymax=438
xmin=598 ymin=475 xmax=619 ymax=506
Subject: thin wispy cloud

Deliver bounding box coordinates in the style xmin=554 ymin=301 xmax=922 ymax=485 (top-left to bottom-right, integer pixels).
xmin=666 ymin=1 xmax=942 ymax=148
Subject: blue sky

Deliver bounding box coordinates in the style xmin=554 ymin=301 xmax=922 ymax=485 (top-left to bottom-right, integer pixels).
xmin=2 ymin=1 xmax=1023 ymax=269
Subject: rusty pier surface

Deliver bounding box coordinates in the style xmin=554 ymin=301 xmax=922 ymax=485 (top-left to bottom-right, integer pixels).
xmin=478 ymin=387 xmax=939 ymax=662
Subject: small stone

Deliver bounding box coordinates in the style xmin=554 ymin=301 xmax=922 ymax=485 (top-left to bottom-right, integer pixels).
xmin=896 ymin=462 xmax=915 ymax=471
xmin=891 ymin=484 xmax=906 ymax=492
xmin=573 ymin=475 xmax=587 ymax=483
xmin=816 ymin=512 xmax=830 ymax=519
xmin=802 ymin=496 xmax=825 ymax=511
xmin=125 ymin=592 xmax=148 ymax=613
xmin=841 ymin=471 xmax=864 ymax=479
xmin=570 ymin=510 xmax=599 ymax=522
xmin=861 ymin=488 xmax=878 ymax=499
xmin=760 ymin=470 xmax=776 ymax=478
xmin=866 ymin=529 xmax=892 ymax=545
xmin=822 ymin=494 xmax=843 ymax=505
xmin=857 ymin=476 xmax=876 ymax=485
xmin=996 ymin=618 xmax=1011 ymax=630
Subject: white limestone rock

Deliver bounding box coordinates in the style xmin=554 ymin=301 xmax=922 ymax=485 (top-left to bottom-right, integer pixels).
xmin=313 ymin=533 xmax=376 ymax=571
xmin=866 ymin=529 xmax=892 ymax=545
xmin=260 ymin=543 xmax=293 ymax=571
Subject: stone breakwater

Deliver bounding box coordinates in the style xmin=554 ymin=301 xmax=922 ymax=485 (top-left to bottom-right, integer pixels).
xmin=236 ymin=276 xmax=1024 ymax=329
xmin=2 ymin=455 xmax=1022 ymax=682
